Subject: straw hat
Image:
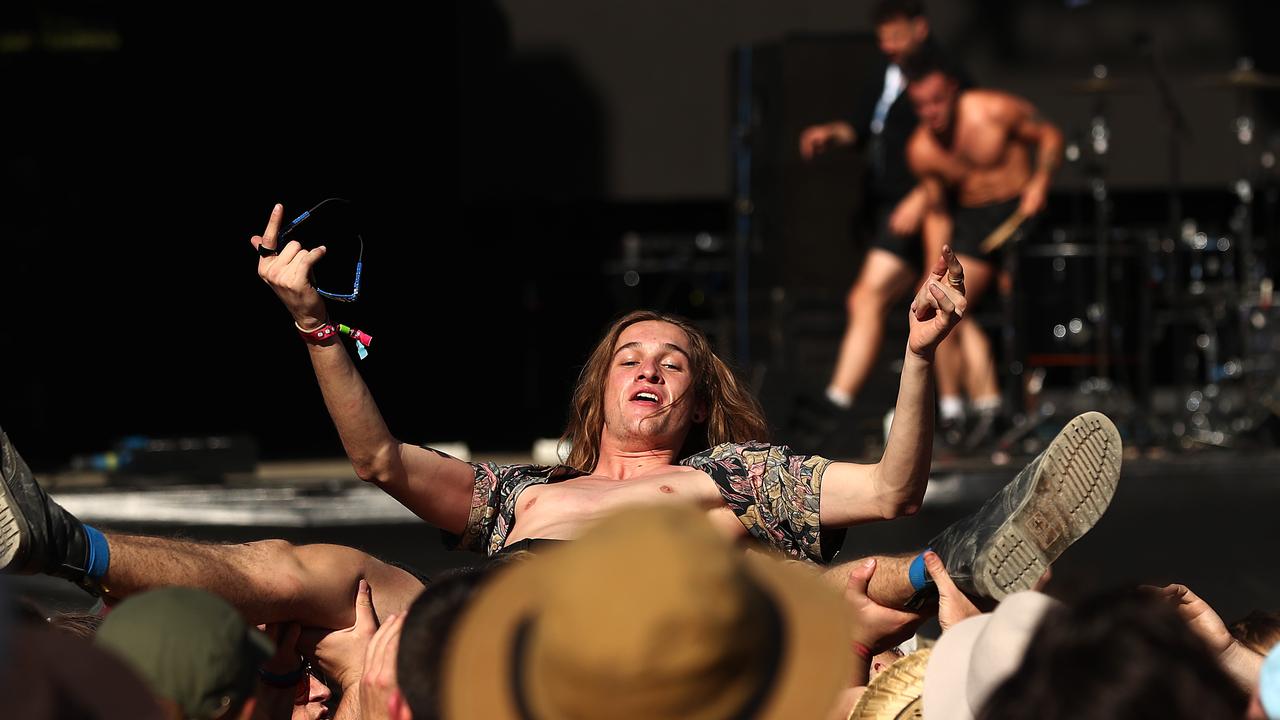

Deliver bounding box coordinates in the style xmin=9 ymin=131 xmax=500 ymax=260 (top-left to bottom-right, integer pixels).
xmin=441 ymin=504 xmax=853 ymax=720
xmin=849 ymin=648 xmax=931 ymax=720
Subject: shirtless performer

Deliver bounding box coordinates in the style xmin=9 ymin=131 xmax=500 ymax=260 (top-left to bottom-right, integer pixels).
xmin=0 ymin=203 xmax=1116 ymax=628
xmin=902 ymin=48 xmax=1064 ymax=451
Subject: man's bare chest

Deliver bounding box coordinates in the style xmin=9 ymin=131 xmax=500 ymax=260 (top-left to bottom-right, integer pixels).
xmin=925 ymin=120 xmax=1013 ymax=182
xmin=505 ymin=466 xmax=743 ymax=543
xmin=518 ymin=467 xmax=723 ymax=515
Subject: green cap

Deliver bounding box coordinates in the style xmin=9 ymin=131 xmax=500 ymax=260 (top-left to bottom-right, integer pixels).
xmin=95 ymin=587 xmax=275 ymax=720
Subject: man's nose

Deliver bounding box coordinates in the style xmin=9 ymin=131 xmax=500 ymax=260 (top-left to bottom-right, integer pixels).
xmin=637 ymin=362 xmax=662 ymax=381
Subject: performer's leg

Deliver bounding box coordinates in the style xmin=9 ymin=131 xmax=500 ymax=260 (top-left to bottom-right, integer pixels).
xmin=923 ymin=212 xmax=967 ymax=429
xmin=953 ymin=253 xmax=1001 ymax=405
xmin=827 ymin=248 xmax=917 ymax=406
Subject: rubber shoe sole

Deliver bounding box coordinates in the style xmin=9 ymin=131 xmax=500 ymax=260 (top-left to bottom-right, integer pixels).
xmin=971 ymin=411 xmax=1122 ymax=600
xmin=0 ymin=437 xmax=33 ymax=572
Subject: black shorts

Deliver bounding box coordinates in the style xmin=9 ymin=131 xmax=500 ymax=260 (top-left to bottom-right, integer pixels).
xmin=867 ymin=200 xmax=923 ymax=268
xmin=950 ymin=196 xmax=1027 ymax=263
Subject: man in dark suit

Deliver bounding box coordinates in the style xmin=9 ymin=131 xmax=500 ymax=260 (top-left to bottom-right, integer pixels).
xmin=799 ymin=0 xmax=971 ymax=450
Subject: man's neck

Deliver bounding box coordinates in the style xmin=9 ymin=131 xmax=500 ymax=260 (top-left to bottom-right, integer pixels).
xmin=592 ymin=438 xmax=681 ymax=481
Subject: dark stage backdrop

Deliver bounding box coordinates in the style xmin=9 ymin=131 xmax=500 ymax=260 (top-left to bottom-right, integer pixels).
xmin=6 ymin=1 xmax=1280 ymax=462
xmin=1 ymin=3 xmax=587 ymax=465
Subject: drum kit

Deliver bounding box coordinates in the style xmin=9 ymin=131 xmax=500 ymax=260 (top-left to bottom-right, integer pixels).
xmin=997 ymin=58 xmax=1280 ymax=452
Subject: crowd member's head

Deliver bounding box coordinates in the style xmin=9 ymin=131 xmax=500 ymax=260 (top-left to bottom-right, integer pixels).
xmin=872 ymin=0 xmax=930 ymax=65
xmin=922 ymin=590 xmax=1059 ymax=720
xmin=292 ymin=668 xmax=332 ymax=720
xmin=397 ymin=556 xmax=525 ymax=720
xmin=902 ymin=46 xmax=961 ymax=135
xmin=563 ymin=311 xmax=767 ymax=471
xmin=978 ymin=589 xmax=1247 ymax=720
xmin=442 ymin=504 xmax=852 ymax=719
xmin=95 ymin=587 xmax=274 ymax=720
xmin=3 ymin=624 xmax=165 ymax=719
xmin=1232 ymin=609 xmax=1280 ymax=655
xmin=1249 ymin=645 xmax=1280 ymax=720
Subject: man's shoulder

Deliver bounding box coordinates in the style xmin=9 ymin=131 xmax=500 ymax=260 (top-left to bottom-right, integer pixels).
xmin=958 ymin=88 xmax=1026 ymax=122
xmin=907 ymin=127 xmax=944 ymax=166
xmin=681 ymin=441 xmax=807 ymax=466
xmin=474 ymin=460 xmax=582 ymax=484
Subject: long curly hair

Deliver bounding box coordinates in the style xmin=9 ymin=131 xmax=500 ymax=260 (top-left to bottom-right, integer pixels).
xmin=561 ymin=311 xmax=768 ymax=472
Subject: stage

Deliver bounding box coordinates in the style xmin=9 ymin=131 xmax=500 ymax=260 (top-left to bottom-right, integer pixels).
xmin=16 ymin=444 xmax=1279 ymax=625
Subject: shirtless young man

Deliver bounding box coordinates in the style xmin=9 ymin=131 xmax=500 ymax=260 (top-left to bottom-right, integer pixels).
xmin=0 ymin=201 xmax=1115 ymax=628
xmin=901 ymin=48 xmax=1064 ymax=450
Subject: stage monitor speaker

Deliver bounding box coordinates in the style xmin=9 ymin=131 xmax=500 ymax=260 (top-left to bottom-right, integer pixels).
xmin=731 ymin=34 xmax=896 ymax=434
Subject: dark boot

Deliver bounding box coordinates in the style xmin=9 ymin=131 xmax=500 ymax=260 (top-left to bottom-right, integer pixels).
xmin=936 ymin=415 xmax=967 ymax=458
xmin=0 ymin=426 xmax=95 ymax=589
xmin=926 ymin=411 xmax=1122 ymax=601
xmin=963 ymin=407 xmax=1003 ymax=454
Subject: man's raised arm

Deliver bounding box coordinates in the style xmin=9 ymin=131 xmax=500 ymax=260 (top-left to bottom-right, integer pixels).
xmin=251 ymin=204 xmax=475 ymax=534
xmin=1002 ymin=96 xmax=1063 ymax=217
xmin=819 ymin=248 xmax=966 ymax=527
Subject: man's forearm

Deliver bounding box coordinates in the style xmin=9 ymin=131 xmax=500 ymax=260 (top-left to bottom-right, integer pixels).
xmin=306 ymin=339 xmax=403 ymax=482
xmin=1033 ymin=128 xmax=1064 ymax=181
xmin=871 ymin=351 xmax=935 ymax=517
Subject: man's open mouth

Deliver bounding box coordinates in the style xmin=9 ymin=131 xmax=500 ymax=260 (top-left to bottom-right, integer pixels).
xmin=631 ymin=391 xmax=661 ymax=405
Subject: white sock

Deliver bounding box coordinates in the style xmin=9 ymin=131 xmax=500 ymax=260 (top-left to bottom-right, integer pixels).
xmin=825 ymin=386 xmax=854 ymax=409
xmin=971 ymin=396 xmax=1002 ymax=413
xmin=939 ymin=396 xmax=966 ymax=421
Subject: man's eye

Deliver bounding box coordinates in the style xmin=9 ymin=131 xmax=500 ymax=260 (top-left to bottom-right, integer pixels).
xmin=620 ymin=360 xmax=638 ymax=366
xmin=662 ymin=363 xmax=681 ymax=370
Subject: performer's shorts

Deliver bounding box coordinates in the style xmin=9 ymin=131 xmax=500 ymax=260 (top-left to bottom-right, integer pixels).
xmin=950 ymin=196 xmax=1026 ymax=263
xmin=867 ymin=200 xmax=923 ymax=268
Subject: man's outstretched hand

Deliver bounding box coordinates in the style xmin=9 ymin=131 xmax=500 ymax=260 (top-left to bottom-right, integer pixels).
xmin=908 ymin=246 xmax=967 ymax=360
xmin=251 ymin=203 xmax=328 ymax=329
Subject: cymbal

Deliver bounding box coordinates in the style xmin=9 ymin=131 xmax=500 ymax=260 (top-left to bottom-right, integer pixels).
xmin=1195 ymin=67 xmax=1280 ymax=89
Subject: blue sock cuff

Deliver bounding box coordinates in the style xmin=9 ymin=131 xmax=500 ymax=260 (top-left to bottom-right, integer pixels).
xmin=83 ymin=524 xmax=110 ymax=580
xmin=908 ymin=550 xmax=930 ymax=591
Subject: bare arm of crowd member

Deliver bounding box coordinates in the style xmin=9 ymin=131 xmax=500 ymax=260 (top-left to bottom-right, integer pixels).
xmin=818 ymin=249 xmax=966 ymax=525
xmin=303 ymin=339 xmax=476 ymax=534
xmin=251 ymin=205 xmax=476 ymax=535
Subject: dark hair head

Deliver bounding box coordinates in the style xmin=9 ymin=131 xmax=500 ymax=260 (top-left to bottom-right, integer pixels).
xmin=12 ymin=596 xmax=50 ymax=627
xmin=872 ymin=0 xmax=925 ymax=25
xmin=397 ymin=555 xmax=525 ymax=720
xmin=1229 ymin=609 xmax=1280 ymax=655
xmin=977 ymin=588 xmax=1248 ymax=720
xmin=900 ymin=43 xmax=955 ymax=84
xmin=562 ymin=310 xmax=768 ymax=472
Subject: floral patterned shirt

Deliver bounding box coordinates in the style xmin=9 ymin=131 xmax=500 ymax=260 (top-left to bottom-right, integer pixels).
xmin=440 ymin=441 xmax=845 ymax=564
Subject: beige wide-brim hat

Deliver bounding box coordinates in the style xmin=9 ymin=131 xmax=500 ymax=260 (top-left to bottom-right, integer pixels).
xmin=441 ymin=504 xmax=853 ymax=720
xmin=849 ymin=648 xmax=931 ymax=720
xmin=921 ymin=591 xmax=1060 ymax=720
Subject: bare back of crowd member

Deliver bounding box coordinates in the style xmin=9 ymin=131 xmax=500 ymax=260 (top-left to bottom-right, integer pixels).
xmin=902 ymin=46 xmax=1063 ymax=451
xmin=796 ymin=0 xmax=972 ymax=452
